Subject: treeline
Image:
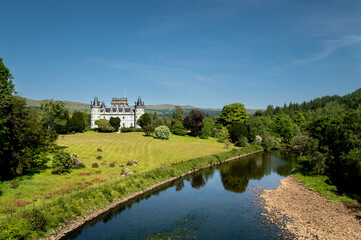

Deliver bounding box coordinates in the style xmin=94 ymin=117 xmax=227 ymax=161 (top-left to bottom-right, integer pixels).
xmin=0 ymin=58 xmax=90 ymax=180
xmin=260 ymin=88 xmax=361 ymax=196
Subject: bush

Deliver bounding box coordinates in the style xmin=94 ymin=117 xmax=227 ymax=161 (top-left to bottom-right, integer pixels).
xmin=52 ymin=151 xmax=73 ymax=174
xmin=109 ymin=163 xmax=115 ymax=167
xmin=155 ymin=126 xmax=170 ymax=140
xmin=121 ymin=127 xmax=137 ymax=132
xmin=29 ymin=209 xmax=46 ymax=230
xmin=95 ymin=119 xmax=115 ymax=132
xmin=10 ymin=179 xmax=19 ymax=189
xmin=126 ymin=161 xmax=133 ymax=166
xmin=144 ymin=125 xmax=155 ymax=136
xmin=92 ymin=163 xmax=99 ymax=168
xmin=171 ymin=121 xmax=187 ymax=136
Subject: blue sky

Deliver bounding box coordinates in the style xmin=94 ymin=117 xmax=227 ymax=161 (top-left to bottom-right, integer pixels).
xmin=1 ymin=0 xmax=361 ymax=109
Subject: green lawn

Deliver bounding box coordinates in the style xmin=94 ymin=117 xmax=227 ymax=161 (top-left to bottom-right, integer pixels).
xmin=0 ymin=131 xmax=230 ymax=212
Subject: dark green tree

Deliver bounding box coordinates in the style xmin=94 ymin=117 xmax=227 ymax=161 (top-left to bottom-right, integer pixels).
xmin=171 ymin=106 xmax=184 ymax=126
xmin=71 ymin=112 xmax=87 ymax=132
xmin=219 ymin=103 xmax=249 ymax=126
xmin=171 ymin=120 xmax=187 ymax=136
xmin=137 ymin=112 xmax=152 ymax=129
xmin=109 ymin=117 xmax=121 ymax=131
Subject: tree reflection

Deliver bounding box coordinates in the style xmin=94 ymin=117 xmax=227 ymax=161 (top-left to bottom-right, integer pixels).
xmin=220 ymin=152 xmax=294 ymax=193
xmin=190 ymin=174 xmax=206 ymax=190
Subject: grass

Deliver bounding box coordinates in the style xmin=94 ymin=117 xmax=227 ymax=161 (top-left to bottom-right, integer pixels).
xmin=0 ymin=131 xmax=230 ymax=213
xmin=293 ymin=172 xmax=356 ymax=204
xmin=0 ymin=132 xmax=262 ymax=239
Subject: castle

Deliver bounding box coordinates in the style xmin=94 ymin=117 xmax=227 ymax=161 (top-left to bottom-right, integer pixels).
xmin=90 ymin=96 xmax=145 ymax=129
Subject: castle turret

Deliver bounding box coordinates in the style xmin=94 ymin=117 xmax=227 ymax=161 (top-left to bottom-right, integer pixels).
xmin=134 ymin=96 xmax=145 ymax=128
xmin=91 ymin=96 xmax=101 ymax=128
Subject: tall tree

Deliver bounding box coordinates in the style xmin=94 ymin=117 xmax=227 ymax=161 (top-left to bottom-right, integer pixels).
xmin=219 ymin=103 xmax=249 ymax=126
xmin=71 ymin=112 xmax=87 ymax=132
xmin=183 ymin=109 xmax=205 ymax=136
xmin=40 ymin=100 xmax=69 ymax=139
xmin=172 ymin=106 xmax=184 ymax=126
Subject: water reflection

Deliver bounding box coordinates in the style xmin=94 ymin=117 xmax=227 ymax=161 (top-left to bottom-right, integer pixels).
xmin=64 ymin=151 xmax=295 ymax=240
xmin=185 ymin=152 xmax=295 ymax=193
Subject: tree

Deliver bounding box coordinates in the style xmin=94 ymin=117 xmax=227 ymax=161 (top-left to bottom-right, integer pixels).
xmin=0 ymin=58 xmax=49 ymax=179
xmin=272 ymin=114 xmax=299 ymax=144
xmin=183 ymin=109 xmax=205 ymax=136
xmin=171 ymin=120 xmax=187 ymax=136
xmin=40 ymin=100 xmax=69 ymax=139
xmin=143 ymin=124 xmax=155 ymax=136
xmin=155 ymin=126 xmax=170 ymax=140
xmin=227 ymin=122 xmax=248 ymax=144
xmin=219 ymin=103 xmax=249 ymax=126
xmin=152 ymin=112 xmax=163 ymax=127
xmin=109 ymin=117 xmax=121 ymax=131
xmin=95 ymin=119 xmax=115 ymax=132
xmin=171 ymin=106 xmax=184 ymax=126
xmin=137 ymin=113 xmax=152 ymax=129
xmin=71 ymin=112 xmax=87 ymax=132
xmin=200 ymin=118 xmax=215 ymax=139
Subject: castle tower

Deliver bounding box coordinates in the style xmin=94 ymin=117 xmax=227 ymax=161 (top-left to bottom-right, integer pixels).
xmin=134 ymin=96 xmax=145 ymax=128
xmin=90 ymin=96 xmax=100 ymax=128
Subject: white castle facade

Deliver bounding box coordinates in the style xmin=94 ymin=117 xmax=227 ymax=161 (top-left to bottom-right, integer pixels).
xmin=90 ymin=96 xmax=145 ymax=129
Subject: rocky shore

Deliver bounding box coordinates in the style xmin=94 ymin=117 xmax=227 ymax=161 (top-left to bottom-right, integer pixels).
xmin=260 ymin=176 xmax=361 ymax=240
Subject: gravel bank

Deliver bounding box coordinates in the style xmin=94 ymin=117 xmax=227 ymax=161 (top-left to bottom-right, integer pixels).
xmin=260 ymin=176 xmax=361 ymax=240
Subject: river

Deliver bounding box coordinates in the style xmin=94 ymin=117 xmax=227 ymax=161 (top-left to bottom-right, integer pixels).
xmin=64 ymin=151 xmax=295 ymax=240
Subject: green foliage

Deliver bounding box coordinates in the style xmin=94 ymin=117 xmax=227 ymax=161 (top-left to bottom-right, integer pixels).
xmin=155 ymin=126 xmax=170 ymax=140
xmin=219 ymin=103 xmax=249 ymax=126
xmin=272 ymin=114 xmax=299 ymax=144
xmin=144 ymin=124 xmax=155 ymax=136
xmin=95 ymin=119 xmax=115 ymax=132
xmin=109 ymin=117 xmax=121 ymax=130
xmin=92 ymin=163 xmax=99 ymax=168
xmin=227 ymin=122 xmax=248 ymax=144
xmin=29 ymin=209 xmax=46 ymax=230
xmin=212 ymin=126 xmax=229 ymax=142
xmin=121 ymin=127 xmax=137 ymax=132
xmin=10 ymin=179 xmax=19 ymax=189
xmin=137 ymin=113 xmax=152 ymax=129
xmin=40 ymin=100 xmax=69 ymax=138
xmin=152 ymin=112 xmax=163 ymax=127
xmin=200 ymin=118 xmax=215 ymax=139
xmin=172 ymin=106 xmax=184 ymax=124
xmin=52 ymin=151 xmax=73 ymax=174
xmin=171 ymin=120 xmax=187 ymax=136
xmin=70 ymin=112 xmax=87 ymax=132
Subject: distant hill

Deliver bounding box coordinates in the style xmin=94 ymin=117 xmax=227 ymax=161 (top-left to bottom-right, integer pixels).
xmin=25 ymin=98 xmax=260 ymax=115
xmin=25 ymin=98 xmax=90 ymax=113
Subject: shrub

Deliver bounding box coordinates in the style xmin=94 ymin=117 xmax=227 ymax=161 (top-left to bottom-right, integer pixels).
xmin=96 ymin=155 xmax=102 ymax=160
xmin=144 ymin=125 xmax=155 ymax=136
xmin=52 ymin=151 xmax=73 ymax=174
xmin=97 ymin=148 xmax=102 ymax=152
xmin=29 ymin=209 xmax=46 ymax=230
xmin=171 ymin=121 xmax=187 ymax=136
xmin=126 ymin=161 xmax=133 ymax=166
xmin=10 ymin=179 xmax=19 ymax=189
xmin=136 ymin=128 xmax=143 ymax=132
xmin=109 ymin=163 xmax=115 ymax=167
xmin=92 ymin=163 xmax=99 ymax=168
xmin=155 ymin=126 xmax=170 ymax=140
xmin=121 ymin=127 xmax=137 ymax=132
xmin=95 ymin=119 xmax=115 ymax=132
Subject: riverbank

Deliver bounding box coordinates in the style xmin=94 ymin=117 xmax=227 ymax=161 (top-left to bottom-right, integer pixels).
xmin=49 ymin=148 xmax=264 ymax=240
xmin=260 ymin=176 xmax=361 ymax=240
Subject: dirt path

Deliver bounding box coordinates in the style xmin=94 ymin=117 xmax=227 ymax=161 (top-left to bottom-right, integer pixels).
xmin=260 ymin=176 xmax=361 ymax=240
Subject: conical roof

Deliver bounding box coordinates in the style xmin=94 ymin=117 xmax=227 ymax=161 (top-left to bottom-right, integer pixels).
xmin=137 ymin=96 xmax=143 ymax=106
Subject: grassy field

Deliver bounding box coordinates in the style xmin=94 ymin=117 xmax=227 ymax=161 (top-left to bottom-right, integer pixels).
xmin=0 ymin=131 xmax=230 ymax=212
